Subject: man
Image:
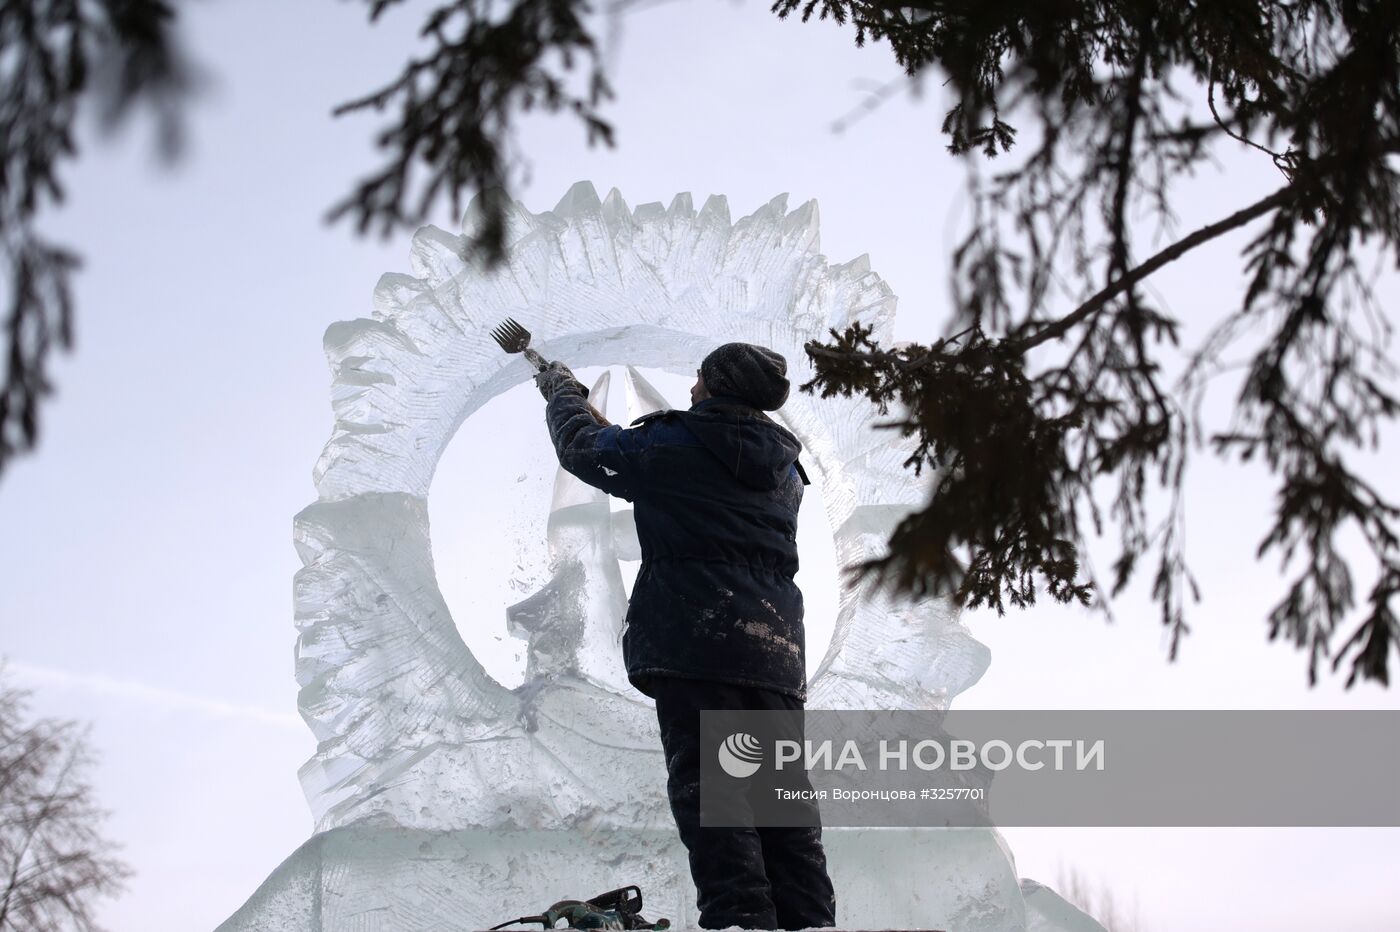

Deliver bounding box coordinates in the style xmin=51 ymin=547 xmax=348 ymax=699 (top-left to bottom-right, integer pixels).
xmin=535 ymin=343 xmax=837 ymax=931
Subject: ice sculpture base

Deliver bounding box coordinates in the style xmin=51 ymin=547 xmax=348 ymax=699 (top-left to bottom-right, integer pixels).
xmin=217 ymin=825 xmax=1061 ymax=932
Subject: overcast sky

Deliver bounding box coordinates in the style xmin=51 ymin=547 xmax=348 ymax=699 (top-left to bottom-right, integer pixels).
xmin=0 ymin=1 xmax=1396 ymax=930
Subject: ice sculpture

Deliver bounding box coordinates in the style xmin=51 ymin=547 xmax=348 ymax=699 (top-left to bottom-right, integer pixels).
xmin=218 ymin=183 xmax=1105 ymax=932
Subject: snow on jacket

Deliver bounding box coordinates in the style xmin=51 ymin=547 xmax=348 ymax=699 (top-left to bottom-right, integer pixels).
xmin=543 ymin=381 xmax=812 ymax=700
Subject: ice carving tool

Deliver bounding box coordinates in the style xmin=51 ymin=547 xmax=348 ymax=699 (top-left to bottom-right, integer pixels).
xmin=491 ymin=315 xmax=610 ymax=424
xmin=490 ymin=316 xmax=549 ymax=372
xmin=487 ymin=884 xmax=670 ymax=930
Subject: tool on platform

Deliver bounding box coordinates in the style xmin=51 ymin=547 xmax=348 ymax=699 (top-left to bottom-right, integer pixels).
xmin=488 ymin=884 xmax=670 ymax=931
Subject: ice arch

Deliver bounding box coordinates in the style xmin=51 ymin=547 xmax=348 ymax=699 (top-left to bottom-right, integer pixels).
xmin=292 ymin=180 xmax=991 ymax=833
xmin=217 ymin=183 xmax=1106 ymax=932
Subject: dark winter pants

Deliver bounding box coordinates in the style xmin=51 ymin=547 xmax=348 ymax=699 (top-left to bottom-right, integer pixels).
xmin=648 ymin=676 xmax=837 ymax=930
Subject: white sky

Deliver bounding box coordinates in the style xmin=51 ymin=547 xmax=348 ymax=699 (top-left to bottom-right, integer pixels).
xmin=0 ymin=1 xmax=1396 ymax=930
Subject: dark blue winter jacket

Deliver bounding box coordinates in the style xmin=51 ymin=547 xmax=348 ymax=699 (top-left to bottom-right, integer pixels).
xmin=544 ymin=382 xmax=811 ymax=700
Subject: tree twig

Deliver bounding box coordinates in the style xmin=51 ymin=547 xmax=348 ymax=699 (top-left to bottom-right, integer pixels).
xmin=1013 ymin=181 xmax=1299 ymax=353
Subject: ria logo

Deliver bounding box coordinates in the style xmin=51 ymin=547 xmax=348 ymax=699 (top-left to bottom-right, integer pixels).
xmin=718 ymin=732 xmax=763 ymax=778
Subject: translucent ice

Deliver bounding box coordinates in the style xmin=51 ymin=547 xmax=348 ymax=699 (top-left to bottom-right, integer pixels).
xmin=222 ymin=183 xmax=1105 ymax=931
xmin=1021 ymin=879 xmax=1111 ymax=932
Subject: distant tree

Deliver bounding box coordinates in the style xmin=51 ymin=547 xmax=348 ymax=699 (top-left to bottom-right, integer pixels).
xmin=1056 ymin=863 xmax=1145 ymax=932
xmin=3 ymin=0 xmax=1396 ymax=685
xmin=0 ymin=666 xmax=130 ymax=931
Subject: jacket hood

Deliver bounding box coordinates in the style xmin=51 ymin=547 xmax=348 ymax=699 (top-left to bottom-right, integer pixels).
xmin=677 ymin=396 xmax=803 ymax=490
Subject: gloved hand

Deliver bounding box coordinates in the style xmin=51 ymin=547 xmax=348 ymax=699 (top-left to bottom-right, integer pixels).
xmin=534 ymin=360 xmax=588 ymax=401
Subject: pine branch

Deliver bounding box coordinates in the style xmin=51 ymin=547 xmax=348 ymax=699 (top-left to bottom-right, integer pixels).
xmin=1013 ymin=182 xmax=1298 ymax=353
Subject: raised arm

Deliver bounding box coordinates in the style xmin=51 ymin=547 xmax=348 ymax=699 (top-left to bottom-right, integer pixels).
xmin=539 ymin=364 xmax=647 ymax=501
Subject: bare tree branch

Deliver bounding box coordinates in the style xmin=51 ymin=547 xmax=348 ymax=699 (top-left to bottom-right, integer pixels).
xmin=1015 ymin=182 xmax=1299 ymax=352
xmin=0 ymin=664 xmax=130 ymax=931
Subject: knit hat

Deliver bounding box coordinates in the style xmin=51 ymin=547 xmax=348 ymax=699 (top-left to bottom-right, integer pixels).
xmin=699 ymin=342 xmax=790 ymax=411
